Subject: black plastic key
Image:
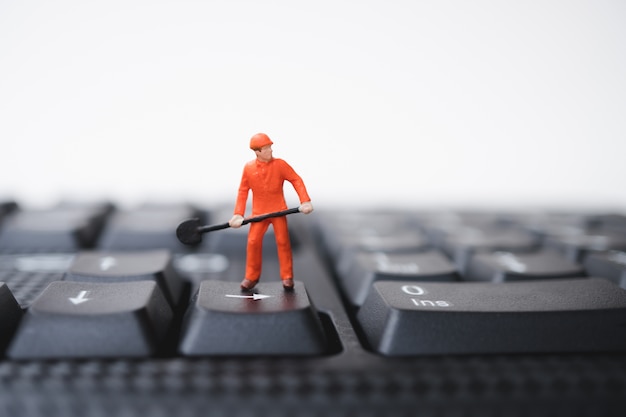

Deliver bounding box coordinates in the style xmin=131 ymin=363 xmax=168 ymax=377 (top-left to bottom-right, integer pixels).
xmin=98 ymin=204 xmax=204 ymax=251
xmin=7 ymin=281 xmax=173 ymax=359
xmin=316 ymin=211 xmax=419 ymax=260
xmin=545 ymin=233 xmax=626 ymax=262
xmin=0 ymin=282 xmax=22 ymax=352
xmin=65 ymin=250 xmax=184 ymax=305
xmin=336 ymin=231 xmax=430 ymax=254
xmin=333 ymin=231 xmax=432 ymax=280
xmin=357 ymin=278 xmax=626 ymax=356
xmin=0 ymin=201 xmax=18 ymax=219
xmin=465 ymin=250 xmax=585 ymax=282
xmin=340 ymin=250 xmax=458 ymax=306
xmin=584 ymin=250 xmax=626 ymax=289
xmin=179 ymin=280 xmax=327 ymax=356
xmin=0 ymin=204 xmax=111 ymax=251
xmin=439 ymin=226 xmax=538 ymax=273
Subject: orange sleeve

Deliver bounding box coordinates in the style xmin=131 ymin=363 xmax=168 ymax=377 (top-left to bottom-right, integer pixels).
xmin=233 ymin=163 xmax=251 ymax=216
xmin=280 ymin=159 xmax=311 ymax=203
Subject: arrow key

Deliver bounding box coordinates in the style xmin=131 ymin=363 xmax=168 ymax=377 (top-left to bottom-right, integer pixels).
xmin=179 ymin=280 xmax=327 ymax=356
xmin=7 ymin=281 xmax=173 ymax=359
xmin=65 ymin=250 xmax=184 ymax=306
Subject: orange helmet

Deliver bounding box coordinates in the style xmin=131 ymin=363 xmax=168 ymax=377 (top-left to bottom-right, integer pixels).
xmin=249 ymin=133 xmax=273 ymax=150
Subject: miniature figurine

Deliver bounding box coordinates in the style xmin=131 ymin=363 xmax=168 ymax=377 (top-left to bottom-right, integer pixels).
xmin=229 ymin=133 xmax=313 ymax=290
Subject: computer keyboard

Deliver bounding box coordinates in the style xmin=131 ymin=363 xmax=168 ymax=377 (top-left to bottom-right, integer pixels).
xmin=1 ymin=200 xmax=626 ymax=416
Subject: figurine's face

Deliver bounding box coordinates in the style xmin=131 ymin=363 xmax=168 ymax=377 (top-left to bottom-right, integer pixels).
xmin=255 ymin=145 xmax=273 ymax=162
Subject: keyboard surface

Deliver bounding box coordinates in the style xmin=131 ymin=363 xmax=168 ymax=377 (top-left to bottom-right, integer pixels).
xmin=1 ymin=201 xmax=626 ymax=416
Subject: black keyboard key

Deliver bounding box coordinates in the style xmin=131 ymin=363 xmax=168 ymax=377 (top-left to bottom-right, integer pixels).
xmin=0 ymin=282 xmax=22 ymax=352
xmin=7 ymin=281 xmax=173 ymax=359
xmin=179 ymin=280 xmax=327 ymax=356
xmin=584 ymin=250 xmax=626 ymax=288
xmin=414 ymin=211 xmax=502 ymax=247
xmin=357 ymin=278 xmax=626 ymax=355
xmin=316 ymin=211 xmax=419 ymax=260
xmin=0 ymin=201 xmax=18 ymax=219
xmin=337 ymin=230 xmax=430 ymax=254
xmin=589 ymin=213 xmax=626 ymax=231
xmin=507 ymin=211 xmax=592 ymax=234
xmin=98 ymin=204 xmax=203 ymax=251
xmin=440 ymin=226 xmax=538 ymax=273
xmin=65 ymin=250 xmax=184 ymax=305
xmin=340 ymin=250 xmax=458 ymax=306
xmin=545 ymin=233 xmax=626 ymax=262
xmin=173 ymin=252 xmax=231 ymax=286
xmin=0 ymin=204 xmax=111 ymax=251
xmin=465 ymin=250 xmax=585 ymax=282
xmin=333 ymin=231 xmax=432 ymax=279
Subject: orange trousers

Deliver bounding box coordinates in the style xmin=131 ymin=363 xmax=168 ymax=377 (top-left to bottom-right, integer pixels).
xmin=245 ymin=216 xmax=292 ymax=281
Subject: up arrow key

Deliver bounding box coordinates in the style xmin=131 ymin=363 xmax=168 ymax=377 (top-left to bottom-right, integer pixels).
xmin=69 ymin=290 xmax=90 ymax=305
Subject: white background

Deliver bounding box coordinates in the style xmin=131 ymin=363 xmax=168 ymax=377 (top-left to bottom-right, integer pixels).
xmin=1 ymin=0 xmax=625 ymax=210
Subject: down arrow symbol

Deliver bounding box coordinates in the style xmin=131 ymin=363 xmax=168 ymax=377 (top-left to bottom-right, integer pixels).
xmin=69 ymin=290 xmax=91 ymax=305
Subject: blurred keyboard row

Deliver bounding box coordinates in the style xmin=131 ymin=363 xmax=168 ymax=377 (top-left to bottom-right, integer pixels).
xmin=1 ymin=200 xmax=626 ymax=358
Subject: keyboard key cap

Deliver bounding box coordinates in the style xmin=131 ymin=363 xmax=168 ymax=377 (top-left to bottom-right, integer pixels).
xmin=0 ymin=282 xmax=22 ymax=352
xmin=357 ymin=278 xmax=626 ymax=356
xmin=584 ymin=250 xmax=626 ymax=289
xmin=315 ymin=211 xmax=420 ymax=260
xmin=465 ymin=250 xmax=585 ymax=282
xmin=98 ymin=204 xmax=204 ymax=251
xmin=7 ymin=281 xmax=173 ymax=359
xmin=173 ymin=252 xmax=230 ymax=283
xmin=414 ymin=211 xmax=501 ymax=247
xmin=0 ymin=201 xmax=18 ymax=219
xmin=340 ymin=250 xmax=459 ymax=306
xmin=337 ymin=231 xmax=430 ymax=254
xmin=333 ymin=231 xmax=432 ymax=280
xmin=440 ymin=227 xmax=539 ymax=273
xmin=545 ymin=233 xmax=626 ymax=262
xmin=65 ymin=250 xmax=184 ymax=305
xmin=0 ymin=204 xmax=112 ymax=251
xmin=507 ymin=211 xmax=592 ymax=235
xmin=589 ymin=213 xmax=626 ymax=231
xmin=179 ymin=280 xmax=327 ymax=356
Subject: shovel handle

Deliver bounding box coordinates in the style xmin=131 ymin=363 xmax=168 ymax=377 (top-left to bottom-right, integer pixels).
xmin=198 ymin=207 xmax=300 ymax=233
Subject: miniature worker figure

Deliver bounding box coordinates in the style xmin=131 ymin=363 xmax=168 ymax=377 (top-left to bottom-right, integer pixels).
xmin=229 ymin=133 xmax=314 ymax=290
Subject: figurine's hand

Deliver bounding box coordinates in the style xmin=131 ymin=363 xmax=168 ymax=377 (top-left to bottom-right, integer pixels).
xmin=229 ymin=214 xmax=244 ymax=228
xmin=299 ymin=202 xmax=314 ymax=214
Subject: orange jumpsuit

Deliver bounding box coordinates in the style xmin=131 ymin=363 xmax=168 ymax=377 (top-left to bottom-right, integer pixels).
xmin=234 ymin=157 xmax=311 ymax=281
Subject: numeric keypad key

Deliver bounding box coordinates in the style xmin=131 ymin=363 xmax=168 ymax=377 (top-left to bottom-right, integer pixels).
xmin=340 ymin=250 xmax=458 ymax=306
xmin=357 ymin=278 xmax=626 ymax=355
